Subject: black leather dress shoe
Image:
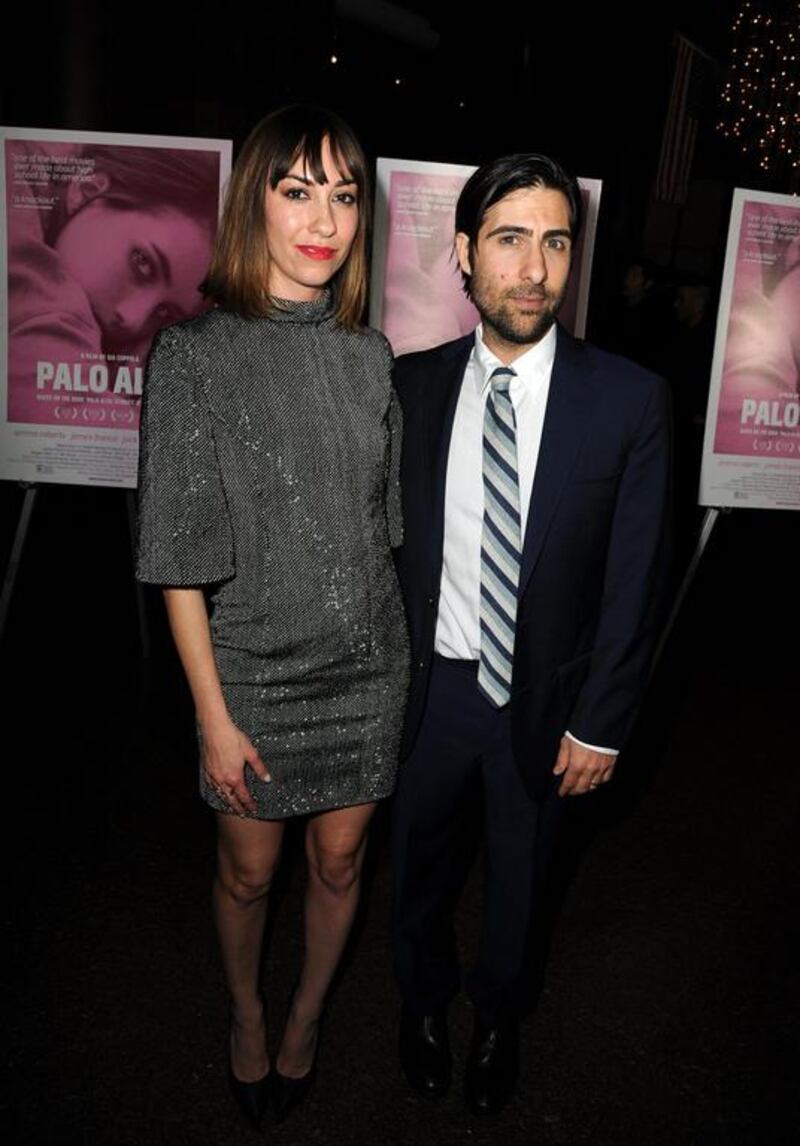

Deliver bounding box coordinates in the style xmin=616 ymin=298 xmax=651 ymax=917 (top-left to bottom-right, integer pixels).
xmin=398 ymin=1008 xmax=452 ymax=1097
xmin=463 ymin=1017 xmax=519 ymax=1116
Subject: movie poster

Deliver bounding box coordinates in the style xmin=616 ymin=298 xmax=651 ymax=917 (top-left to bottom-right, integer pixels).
xmin=0 ymin=127 xmax=231 ymax=487
xmin=370 ymin=157 xmax=602 ymax=355
xmin=699 ymin=189 xmax=800 ymax=511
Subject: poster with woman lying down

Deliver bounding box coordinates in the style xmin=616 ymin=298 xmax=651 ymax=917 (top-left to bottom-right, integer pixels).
xmin=0 ymin=127 xmax=230 ymax=487
xmin=700 ymin=189 xmax=800 ymax=511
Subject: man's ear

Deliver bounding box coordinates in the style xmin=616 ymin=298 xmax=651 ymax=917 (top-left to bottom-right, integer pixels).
xmin=455 ymin=232 xmax=472 ymax=277
xmin=64 ymin=172 xmax=111 ymax=215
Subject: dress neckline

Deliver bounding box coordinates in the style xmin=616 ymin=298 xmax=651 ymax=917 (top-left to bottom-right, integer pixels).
xmin=266 ymin=290 xmax=334 ymax=325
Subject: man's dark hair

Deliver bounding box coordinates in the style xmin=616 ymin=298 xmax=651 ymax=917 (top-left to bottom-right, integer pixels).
xmin=455 ymin=154 xmax=582 ymax=298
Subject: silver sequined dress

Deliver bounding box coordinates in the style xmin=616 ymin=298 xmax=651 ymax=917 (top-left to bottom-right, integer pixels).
xmin=136 ymin=295 xmax=410 ymax=819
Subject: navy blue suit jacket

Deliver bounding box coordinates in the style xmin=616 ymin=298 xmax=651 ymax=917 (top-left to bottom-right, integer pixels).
xmin=393 ymin=324 xmax=672 ymax=801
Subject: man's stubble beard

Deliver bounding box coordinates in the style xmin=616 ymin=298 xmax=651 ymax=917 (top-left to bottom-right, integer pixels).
xmin=470 ymin=270 xmax=567 ymax=348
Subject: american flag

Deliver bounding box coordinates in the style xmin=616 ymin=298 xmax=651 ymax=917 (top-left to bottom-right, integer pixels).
xmin=654 ymin=34 xmax=706 ymax=205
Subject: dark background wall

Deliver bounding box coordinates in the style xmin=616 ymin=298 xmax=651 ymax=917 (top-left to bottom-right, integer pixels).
xmin=2 ymin=0 xmax=798 ymax=582
xmin=3 ymin=8 xmax=800 ymax=1144
xmin=2 ymin=0 xmax=793 ymax=326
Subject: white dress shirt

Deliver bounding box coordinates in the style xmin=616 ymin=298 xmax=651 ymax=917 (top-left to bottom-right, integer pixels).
xmin=434 ymin=324 xmax=616 ymax=756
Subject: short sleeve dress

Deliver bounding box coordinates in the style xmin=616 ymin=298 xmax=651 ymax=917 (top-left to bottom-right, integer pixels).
xmin=136 ymin=294 xmax=410 ymax=819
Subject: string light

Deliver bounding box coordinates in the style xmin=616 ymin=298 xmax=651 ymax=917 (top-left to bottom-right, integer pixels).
xmin=717 ymin=0 xmax=800 ymax=175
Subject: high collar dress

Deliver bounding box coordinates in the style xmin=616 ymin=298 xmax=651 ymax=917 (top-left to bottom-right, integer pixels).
xmin=136 ymin=293 xmax=410 ymax=818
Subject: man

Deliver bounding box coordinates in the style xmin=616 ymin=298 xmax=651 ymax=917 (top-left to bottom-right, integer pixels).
xmin=391 ymin=154 xmax=671 ymax=1117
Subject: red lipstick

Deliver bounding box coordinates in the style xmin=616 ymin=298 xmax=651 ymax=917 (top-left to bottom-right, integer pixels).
xmin=296 ymin=245 xmax=337 ymax=260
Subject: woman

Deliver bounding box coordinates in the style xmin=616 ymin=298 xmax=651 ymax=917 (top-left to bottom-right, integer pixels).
xmin=7 ymin=142 xmax=220 ymax=425
xmin=717 ymin=220 xmax=800 ymax=449
xmin=136 ymin=106 xmax=409 ymax=1126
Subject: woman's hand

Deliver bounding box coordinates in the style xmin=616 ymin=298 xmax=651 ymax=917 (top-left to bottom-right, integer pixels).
xmin=201 ymin=717 xmax=271 ymax=816
xmin=161 ymin=588 xmax=271 ymax=816
xmin=162 ymin=588 xmax=271 ymax=816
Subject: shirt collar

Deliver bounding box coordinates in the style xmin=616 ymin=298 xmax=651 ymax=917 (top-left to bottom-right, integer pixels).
xmin=472 ymin=322 xmax=557 ymax=395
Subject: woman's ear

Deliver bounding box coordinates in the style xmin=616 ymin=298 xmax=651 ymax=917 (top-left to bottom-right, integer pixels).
xmin=64 ymin=171 xmax=111 ymax=215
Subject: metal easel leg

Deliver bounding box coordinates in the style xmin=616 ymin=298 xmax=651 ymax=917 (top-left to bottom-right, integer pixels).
xmin=0 ymin=485 xmax=38 ymax=645
xmin=651 ymin=506 xmax=724 ymax=671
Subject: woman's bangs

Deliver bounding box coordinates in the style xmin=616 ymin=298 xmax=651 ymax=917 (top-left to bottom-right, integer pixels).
xmin=268 ymin=129 xmax=357 ymax=190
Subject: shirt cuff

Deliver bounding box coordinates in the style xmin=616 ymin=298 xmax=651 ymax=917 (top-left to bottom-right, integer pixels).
xmin=565 ymin=730 xmax=618 ymax=756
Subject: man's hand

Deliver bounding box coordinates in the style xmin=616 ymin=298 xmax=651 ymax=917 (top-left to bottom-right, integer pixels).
xmin=552 ymin=736 xmax=616 ymax=797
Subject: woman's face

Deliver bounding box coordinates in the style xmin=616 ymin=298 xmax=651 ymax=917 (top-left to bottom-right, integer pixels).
xmin=772 ymin=261 xmax=800 ymax=369
xmin=263 ymin=137 xmax=359 ymax=302
xmin=54 ymin=203 xmax=211 ymax=349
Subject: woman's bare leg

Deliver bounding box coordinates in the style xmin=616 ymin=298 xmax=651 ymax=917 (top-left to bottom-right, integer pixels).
xmin=214 ymin=813 xmax=285 ymax=1081
xmin=276 ymin=801 xmax=377 ymax=1078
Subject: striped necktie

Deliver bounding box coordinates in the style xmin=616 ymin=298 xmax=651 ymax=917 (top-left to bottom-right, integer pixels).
xmin=478 ymin=366 xmax=521 ymax=708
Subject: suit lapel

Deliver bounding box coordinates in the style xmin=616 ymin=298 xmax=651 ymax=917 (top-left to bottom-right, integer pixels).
xmin=518 ymin=326 xmax=598 ymax=596
xmin=424 ymin=335 xmax=474 ymax=572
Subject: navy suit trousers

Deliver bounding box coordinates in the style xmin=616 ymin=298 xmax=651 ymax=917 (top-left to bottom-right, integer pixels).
xmin=392 ymin=655 xmax=566 ymax=1024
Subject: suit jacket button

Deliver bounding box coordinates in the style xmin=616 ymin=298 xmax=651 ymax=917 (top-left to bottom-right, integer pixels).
xmin=418 ymin=660 xmax=425 ymax=669
xmin=427 ymin=596 xmax=435 ymax=607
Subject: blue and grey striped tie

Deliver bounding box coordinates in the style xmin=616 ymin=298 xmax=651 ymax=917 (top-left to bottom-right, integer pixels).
xmin=478 ymin=366 xmax=521 ymax=708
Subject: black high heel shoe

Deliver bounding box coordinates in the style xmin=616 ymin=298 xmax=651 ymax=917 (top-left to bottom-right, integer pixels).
xmin=273 ymin=988 xmax=322 ymax=1123
xmin=272 ymin=1056 xmax=317 ymax=1123
xmin=227 ymin=1063 xmax=271 ymax=1129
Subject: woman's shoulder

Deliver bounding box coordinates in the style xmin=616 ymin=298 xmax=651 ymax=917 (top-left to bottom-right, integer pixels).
xmin=342 ymin=323 xmax=393 ymax=368
xmin=164 ymin=306 xmax=240 ymax=340
xmin=353 ymin=323 xmax=391 ymax=351
xmin=150 ymin=308 xmax=247 ymax=360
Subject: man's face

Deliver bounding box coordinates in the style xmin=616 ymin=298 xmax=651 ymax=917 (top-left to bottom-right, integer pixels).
xmin=622 ymin=263 xmax=646 ymax=300
xmin=456 ymin=186 xmax=572 ymax=355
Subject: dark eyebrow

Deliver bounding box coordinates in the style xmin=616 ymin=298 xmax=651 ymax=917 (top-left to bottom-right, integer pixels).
xmin=485 ymin=225 xmax=531 ymax=239
xmin=283 ymin=173 xmax=357 ymax=188
xmin=484 ymin=225 xmax=571 ymax=242
xmin=151 ymin=243 xmax=172 ymax=285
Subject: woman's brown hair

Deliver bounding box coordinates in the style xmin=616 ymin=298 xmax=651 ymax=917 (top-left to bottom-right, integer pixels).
xmin=203 ymin=105 xmax=370 ymax=328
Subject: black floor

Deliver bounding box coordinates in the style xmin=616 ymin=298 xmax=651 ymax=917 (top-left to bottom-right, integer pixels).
xmin=3 ymin=485 xmax=799 ymax=1145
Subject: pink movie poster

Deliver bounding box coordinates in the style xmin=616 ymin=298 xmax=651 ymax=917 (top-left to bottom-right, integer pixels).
xmin=0 ymin=128 xmax=231 ymax=487
xmin=700 ymin=189 xmax=800 ymax=511
xmin=377 ymin=165 xmax=479 ymax=355
xmin=370 ymin=157 xmax=601 ymax=355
